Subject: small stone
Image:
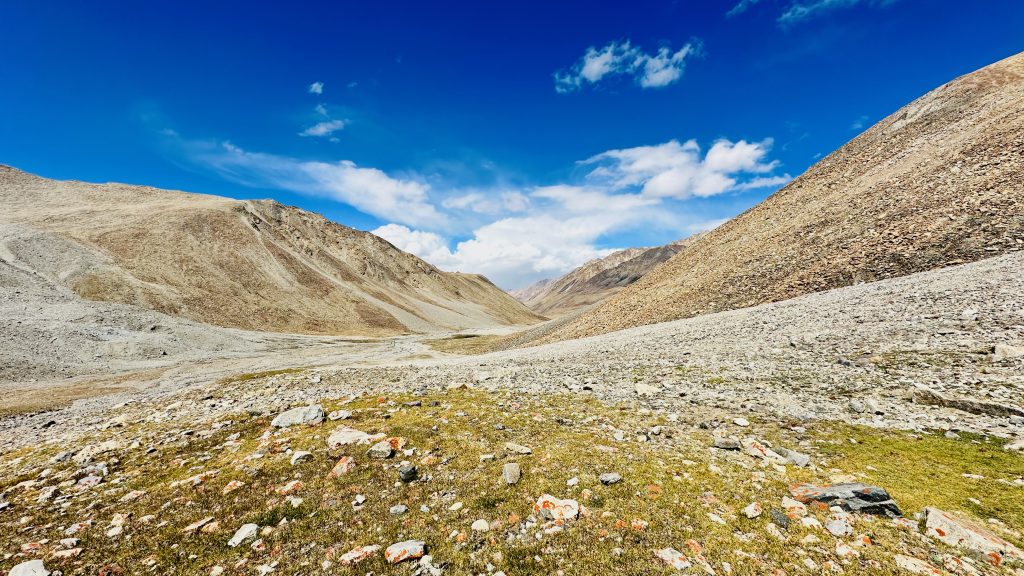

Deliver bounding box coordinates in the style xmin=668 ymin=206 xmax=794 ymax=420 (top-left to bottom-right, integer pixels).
xmin=398 ymin=465 xmax=417 ymax=482
xmin=326 ymin=426 xmax=380 ymax=448
xmin=654 ymin=548 xmax=692 ymax=570
xmin=566 ymin=477 xmax=579 ymax=487
xmin=448 ymin=501 xmax=463 ymax=511
xmin=534 ymin=494 xmax=580 ymax=523
xmin=367 ymin=440 xmax=395 ymax=459
xmin=502 ymin=463 xmax=521 ymax=485
xmin=271 ymin=405 xmax=324 ymax=428
xmin=733 ymin=417 xmax=750 ymax=427
xmin=894 ymin=554 xmax=942 ymax=575
xmin=849 ymin=399 xmax=867 ymax=414
xmin=389 ymin=504 xmax=408 ymax=515
xmin=471 ymin=519 xmax=490 ymax=532
xmin=770 ymin=509 xmax=790 ymax=530
xmin=339 ymin=545 xmax=380 ymax=566
xmin=327 ymin=456 xmax=356 ymax=478
xmin=635 ymin=383 xmax=659 ymax=397
xmin=504 ymin=442 xmax=532 ymax=455
xmin=743 ymin=502 xmax=763 ymax=519
xmin=712 ymin=436 xmax=740 ymax=450
xmin=290 ymin=451 xmax=313 ymax=466
xmin=228 ymin=523 xmax=259 ymax=547
xmin=385 ymin=540 xmax=426 ymax=564
xmin=328 ymin=410 xmax=352 ymax=421
xmin=183 ymin=516 xmax=215 ymax=533
xmin=599 ymin=472 xmax=622 ymax=485
xmin=826 ymin=517 xmax=853 ymax=537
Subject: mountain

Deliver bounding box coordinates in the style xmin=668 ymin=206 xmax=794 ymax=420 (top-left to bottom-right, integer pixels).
xmin=0 ymin=166 xmax=542 ymax=336
xmin=512 ymin=236 xmax=703 ymax=318
xmin=521 ymin=51 xmax=1024 ymax=346
xmin=508 ymin=278 xmax=553 ymax=304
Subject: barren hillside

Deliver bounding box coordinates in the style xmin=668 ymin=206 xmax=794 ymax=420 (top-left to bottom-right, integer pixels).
xmin=514 ymin=237 xmax=700 ymax=317
xmin=527 ymin=51 xmax=1024 ymax=345
xmin=0 ymin=167 xmax=542 ymax=336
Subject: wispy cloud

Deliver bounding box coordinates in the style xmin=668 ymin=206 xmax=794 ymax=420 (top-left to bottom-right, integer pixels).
xmin=554 ymin=40 xmax=703 ymax=93
xmin=726 ymin=0 xmax=761 ymax=17
xmin=850 ymin=114 xmax=870 ymax=131
xmin=299 ymin=119 xmax=346 ymax=138
xmin=308 ymin=81 xmax=324 ymax=94
xmin=172 ymin=137 xmax=443 ymax=228
xmin=779 ymin=0 xmax=898 ymax=24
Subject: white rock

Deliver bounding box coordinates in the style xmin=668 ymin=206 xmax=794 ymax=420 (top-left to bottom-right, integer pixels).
xmin=471 ymin=519 xmax=490 ymax=532
xmin=228 ymin=523 xmax=259 ymax=547
xmin=9 ymin=560 xmax=50 ymax=576
xmin=289 ymin=451 xmax=313 ymax=466
xmin=271 ymin=405 xmax=324 ymax=428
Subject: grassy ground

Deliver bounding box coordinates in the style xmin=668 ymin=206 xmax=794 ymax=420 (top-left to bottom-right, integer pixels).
xmin=1 ymin=382 xmax=1021 ymax=575
xmin=425 ymin=334 xmax=506 ymax=355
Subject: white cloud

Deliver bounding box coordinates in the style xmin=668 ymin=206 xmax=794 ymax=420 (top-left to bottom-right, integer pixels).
xmin=582 ymin=139 xmax=788 ymax=199
xmin=308 ymin=81 xmax=324 ymax=94
xmin=727 ymin=0 xmax=761 ymax=17
xmin=171 ymin=130 xmax=789 ymax=289
xmin=850 ymin=114 xmax=869 ymax=130
xmin=778 ymin=0 xmax=896 ymax=24
xmin=315 ymin=103 xmax=328 ymax=116
xmin=441 ymin=191 xmax=531 ymax=215
xmin=185 ymin=140 xmax=444 ymax=228
xmin=299 ymin=119 xmax=346 ymax=138
xmin=555 ymin=40 xmax=702 ymax=93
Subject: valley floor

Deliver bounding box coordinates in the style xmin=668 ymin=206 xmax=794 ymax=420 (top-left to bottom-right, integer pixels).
xmin=1 ymin=252 xmax=1023 ymax=575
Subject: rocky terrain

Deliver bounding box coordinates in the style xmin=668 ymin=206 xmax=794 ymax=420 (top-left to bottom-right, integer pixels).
xmin=511 ymin=236 xmax=700 ymax=318
xmin=0 ymin=166 xmax=541 ymax=338
xmin=517 ymin=51 xmax=1024 ymax=346
xmin=2 ymin=250 xmax=1022 ymax=576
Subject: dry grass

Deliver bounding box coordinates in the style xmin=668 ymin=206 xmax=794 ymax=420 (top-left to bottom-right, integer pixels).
xmin=425 ymin=334 xmax=506 ymax=355
xmin=2 ymin=379 xmax=1021 ymax=575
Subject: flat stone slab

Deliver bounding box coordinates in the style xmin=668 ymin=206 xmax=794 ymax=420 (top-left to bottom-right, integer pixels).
xmin=789 ymin=483 xmax=902 ymax=518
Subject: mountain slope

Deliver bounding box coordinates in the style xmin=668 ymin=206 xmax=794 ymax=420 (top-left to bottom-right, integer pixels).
xmin=528 ymin=51 xmax=1024 ymax=345
xmin=515 ymin=237 xmax=703 ymax=317
xmin=0 ymin=166 xmax=542 ymax=336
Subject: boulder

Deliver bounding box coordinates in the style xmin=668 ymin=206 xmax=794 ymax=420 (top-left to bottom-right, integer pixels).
xmin=9 ymin=560 xmax=50 ymax=576
xmin=789 ymin=483 xmax=902 ymax=518
xmin=271 ymin=405 xmax=324 ymax=428
xmin=924 ymin=507 xmax=1024 ymax=566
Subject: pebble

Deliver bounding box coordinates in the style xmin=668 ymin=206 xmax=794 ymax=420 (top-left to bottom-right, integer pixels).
xmin=389 ymin=504 xmax=408 ymax=515
xmin=599 ymin=472 xmax=622 ymax=485
xmin=9 ymin=560 xmax=50 ymax=576
xmin=398 ymin=465 xmax=417 ymax=482
xmin=743 ymin=502 xmax=763 ymax=519
xmin=733 ymin=417 xmax=750 ymax=427
xmin=471 ymin=519 xmax=490 ymax=531
xmin=367 ymin=440 xmax=395 ymax=459
xmin=289 ymin=451 xmax=313 ymax=465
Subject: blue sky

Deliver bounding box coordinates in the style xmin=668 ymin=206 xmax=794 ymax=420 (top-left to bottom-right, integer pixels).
xmin=2 ymin=1 xmax=1022 ymax=288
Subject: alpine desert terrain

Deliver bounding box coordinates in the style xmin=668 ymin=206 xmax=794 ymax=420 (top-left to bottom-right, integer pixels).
xmin=2 ymin=54 xmax=1024 ymax=576
xmin=0 ymin=166 xmax=540 ymax=338
xmin=518 ymin=51 xmax=1024 ymax=346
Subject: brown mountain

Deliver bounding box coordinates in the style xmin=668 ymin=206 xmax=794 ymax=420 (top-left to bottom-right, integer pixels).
xmin=0 ymin=166 xmax=542 ymax=336
xmin=512 ymin=236 xmax=703 ymax=318
xmin=523 ymin=51 xmax=1024 ymax=346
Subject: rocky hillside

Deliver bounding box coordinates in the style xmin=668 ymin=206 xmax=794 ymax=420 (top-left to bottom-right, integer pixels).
xmin=0 ymin=167 xmax=542 ymax=336
xmin=526 ymin=51 xmax=1024 ymax=345
xmin=513 ymin=237 xmax=700 ymax=317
